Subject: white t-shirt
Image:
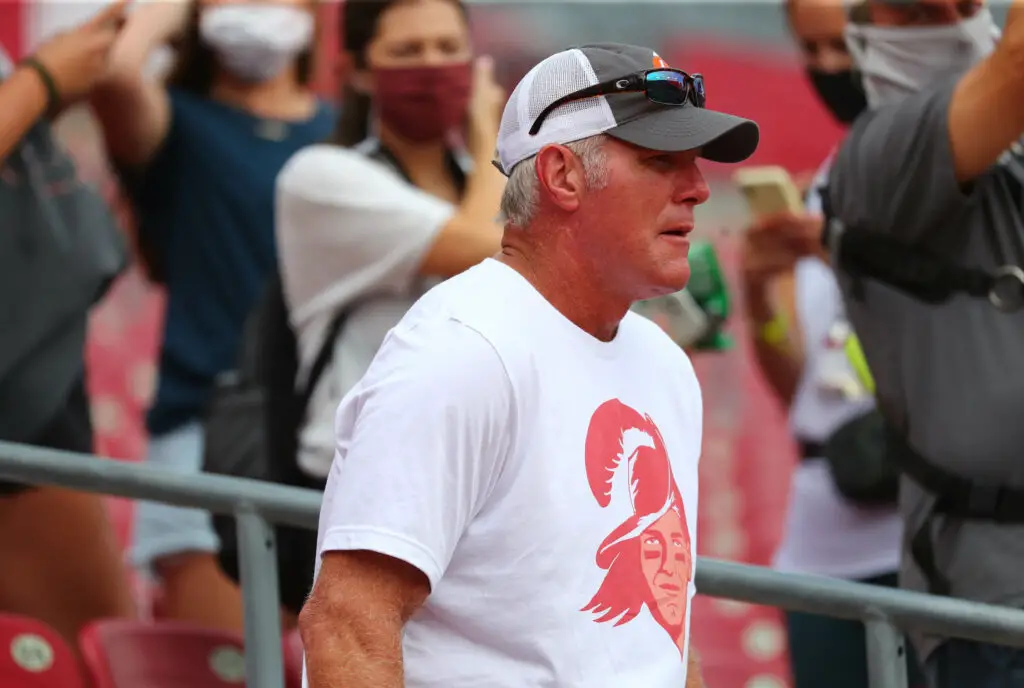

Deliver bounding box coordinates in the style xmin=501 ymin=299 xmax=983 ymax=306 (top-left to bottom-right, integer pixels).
xmin=772 ymin=155 xmax=902 ymax=579
xmin=275 ymin=142 xmax=458 ymax=478
xmin=309 ymin=258 xmax=703 ymax=688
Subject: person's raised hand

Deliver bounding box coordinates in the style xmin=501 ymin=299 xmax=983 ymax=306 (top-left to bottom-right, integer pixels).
xmin=30 ymin=0 xmax=129 ymax=104
xmin=467 ymin=55 xmax=506 ymax=159
xmin=739 ymin=210 xmax=826 ymax=291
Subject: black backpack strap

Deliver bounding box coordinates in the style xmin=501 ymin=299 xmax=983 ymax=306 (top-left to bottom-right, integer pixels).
xmin=297 ymin=301 xmax=358 ymax=411
xmin=820 ymin=182 xmax=1024 ymax=310
xmin=887 ymin=427 xmax=1024 ymax=596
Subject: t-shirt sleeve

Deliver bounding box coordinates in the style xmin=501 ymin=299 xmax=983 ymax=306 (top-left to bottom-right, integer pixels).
xmin=275 ymin=144 xmax=455 ymax=326
xmin=829 ymin=78 xmax=975 ymax=245
xmin=318 ymin=318 xmax=513 ymax=588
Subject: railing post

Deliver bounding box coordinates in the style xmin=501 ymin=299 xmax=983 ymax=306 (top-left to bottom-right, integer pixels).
xmin=236 ymin=508 xmax=285 ymax=688
xmin=865 ymin=616 xmax=909 ymax=688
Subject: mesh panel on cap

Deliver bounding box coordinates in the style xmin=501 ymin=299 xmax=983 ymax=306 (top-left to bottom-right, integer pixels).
xmin=496 ymin=48 xmax=618 ymax=174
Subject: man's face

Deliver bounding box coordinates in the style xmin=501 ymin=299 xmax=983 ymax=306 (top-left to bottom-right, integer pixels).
xmin=640 ymin=508 xmax=691 ymax=628
xmin=575 ymin=138 xmax=710 ymax=301
xmin=869 ymin=0 xmax=984 ymax=28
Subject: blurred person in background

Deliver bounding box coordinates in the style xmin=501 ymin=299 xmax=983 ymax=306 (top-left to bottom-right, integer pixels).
xmin=0 ymin=3 xmax=136 ymax=650
xmin=741 ymin=0 xmax=922 ymax=686
xmin=823 ymin=1 xmax=1024 ymax=685
xmin=89 ymin=0 xmax=334 ymax=632
xmin=275 ymin=0 xmax=505 ymax=484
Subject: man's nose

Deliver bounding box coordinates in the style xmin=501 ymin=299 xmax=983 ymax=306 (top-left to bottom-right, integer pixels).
xmin=676 ymin=165 xmax=711 ymax=206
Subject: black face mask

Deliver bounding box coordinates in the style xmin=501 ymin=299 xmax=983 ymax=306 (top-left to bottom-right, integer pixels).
xmin=807 ymin=68 xmax=867 ymax=125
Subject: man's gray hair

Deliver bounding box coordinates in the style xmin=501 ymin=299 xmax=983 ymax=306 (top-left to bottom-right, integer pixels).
xmin=499 ymin=135 xmax=610 ymax=227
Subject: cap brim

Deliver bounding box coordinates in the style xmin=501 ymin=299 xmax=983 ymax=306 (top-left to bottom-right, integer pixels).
xmin=606 ymin=106 xmax=759 ymax=164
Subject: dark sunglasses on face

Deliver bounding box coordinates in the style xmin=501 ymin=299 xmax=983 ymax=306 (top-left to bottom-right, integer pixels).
xmin=529 ymin=68 xmax=706 ymax=137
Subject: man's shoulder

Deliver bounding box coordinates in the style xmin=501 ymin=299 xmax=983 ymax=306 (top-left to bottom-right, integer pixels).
xmin=833 ymin=79 xmax=958 ymax=183
xmin=828 ymin=79 xmax=965 ymax=241
xmin=405 ymin=260 xmax=523 ymax=336
xmin=352 ymin=311 xmax=513 ymax=423
xmin=376 ymin=305 xmax=508 ymax=386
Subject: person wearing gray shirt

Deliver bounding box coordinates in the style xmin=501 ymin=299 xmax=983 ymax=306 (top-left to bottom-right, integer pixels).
xmin=0 ymin=4 xmax=135 ymax=654
xmin=826 ymin=1 xmax=1024 ymax=686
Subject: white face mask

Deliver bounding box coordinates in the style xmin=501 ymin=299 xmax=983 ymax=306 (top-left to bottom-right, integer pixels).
xmin=845 ymin=9 xmax=1000 ymax=108
xmin=199 ymin=4 xmax=314 ymax=83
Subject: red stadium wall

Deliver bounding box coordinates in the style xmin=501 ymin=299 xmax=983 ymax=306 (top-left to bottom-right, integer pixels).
xmin=0 ymin=1 xmax=23 ymax=58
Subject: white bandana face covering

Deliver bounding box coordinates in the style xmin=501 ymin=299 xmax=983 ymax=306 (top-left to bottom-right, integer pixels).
xmin=199 ymin=4 xmax=314 ymax=83
xmin=845 ymin=8 xmax=1000 ymax=108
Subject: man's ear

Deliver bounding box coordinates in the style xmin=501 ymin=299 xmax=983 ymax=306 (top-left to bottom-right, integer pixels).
xmin=534 ymin=144 xmax=587 ymax=213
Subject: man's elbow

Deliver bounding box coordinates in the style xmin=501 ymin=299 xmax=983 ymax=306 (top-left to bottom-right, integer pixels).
xmin=297 ymin=590 xmax=335 ymax=654
xmin=298 ymin=582 xmax=402 ymax=656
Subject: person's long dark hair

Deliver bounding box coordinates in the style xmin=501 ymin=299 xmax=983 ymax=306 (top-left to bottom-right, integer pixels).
xmin=334 ymin=0 xmax=468 ymax=147
xmin=166 ymin=2 xmax=318 ymax=96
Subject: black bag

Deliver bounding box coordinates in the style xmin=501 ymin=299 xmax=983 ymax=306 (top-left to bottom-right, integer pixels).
xmin=822 ymin=409 xmax=900 ymax=506
xmin=202 ymin=274 xmax=350 ymax=614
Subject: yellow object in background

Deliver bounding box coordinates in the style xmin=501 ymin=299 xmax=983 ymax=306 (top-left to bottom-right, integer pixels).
xmin=844 ymin=334 xmax=875 ymax=394
xmin=758 ymin=313 xmax=788 ymax=347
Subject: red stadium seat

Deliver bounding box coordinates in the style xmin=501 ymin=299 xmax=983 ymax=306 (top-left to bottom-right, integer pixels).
xmin=0 ymin=613 xmax=84 ymax=687
xmin=80 ymin=619 xmax=247 ymax=687
xmin=282 ymin=629 xmax=304 ymax=688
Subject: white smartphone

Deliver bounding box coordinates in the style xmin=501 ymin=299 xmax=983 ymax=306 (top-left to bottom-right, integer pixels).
xmin=732 ymin=165 xmax=805 ymax=218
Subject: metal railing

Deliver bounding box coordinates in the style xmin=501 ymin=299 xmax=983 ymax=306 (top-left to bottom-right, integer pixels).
xmin=3 ymin=440 xmax=1024 ymax=688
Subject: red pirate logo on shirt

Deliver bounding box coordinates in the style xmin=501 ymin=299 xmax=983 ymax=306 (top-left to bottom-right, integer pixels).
xmin=581 ymin=399 xmax=693 ymax=656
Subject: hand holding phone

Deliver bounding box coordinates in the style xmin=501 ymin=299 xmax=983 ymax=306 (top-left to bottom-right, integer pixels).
xmin=732 ymin=165 xmax=805 ymax=219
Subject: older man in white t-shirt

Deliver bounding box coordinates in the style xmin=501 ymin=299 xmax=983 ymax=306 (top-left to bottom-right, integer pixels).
xmin=300 ymin=43 xmax=759 ymax=688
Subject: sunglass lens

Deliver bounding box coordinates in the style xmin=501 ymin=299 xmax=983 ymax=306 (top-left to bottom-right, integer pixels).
xmin=691 ymin=74 xmax=706 ymax=107
xmin=645 ymin=70 xmax=688 ymax=105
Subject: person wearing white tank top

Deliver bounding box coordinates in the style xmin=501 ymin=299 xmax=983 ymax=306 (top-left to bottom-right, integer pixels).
xmin=739 ymin=2 xmax=924 ymax=686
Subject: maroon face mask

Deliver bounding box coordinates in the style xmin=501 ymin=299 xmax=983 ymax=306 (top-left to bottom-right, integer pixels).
xmin=371 ymin=62 xmax=473 ymax=144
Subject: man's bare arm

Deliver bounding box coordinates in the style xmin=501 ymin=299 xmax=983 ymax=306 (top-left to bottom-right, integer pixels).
xmin=299 ymin=550 xmax=431 ymax=688
xmin=686 ymin=644 xmax=704 ymax=688
xmin=948 ymin=1 xmax=1024 ymax=183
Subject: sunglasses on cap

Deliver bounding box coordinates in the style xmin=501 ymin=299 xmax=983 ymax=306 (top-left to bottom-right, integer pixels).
xmin=529 ymin=68 xmax=706 ymax=137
